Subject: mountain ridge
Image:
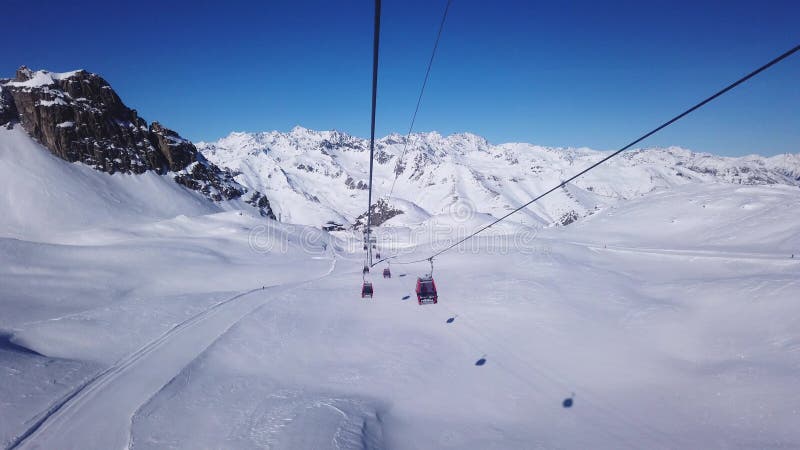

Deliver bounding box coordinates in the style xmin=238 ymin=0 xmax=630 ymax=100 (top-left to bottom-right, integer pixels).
xmin=198 ymin=127 xmax=800 ymax=229
xmin=3 ymin=65 xmax=797 ymax=231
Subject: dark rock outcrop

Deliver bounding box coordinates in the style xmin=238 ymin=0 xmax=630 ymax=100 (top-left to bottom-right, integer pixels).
xmin=148 ymin=121 xmax=196 ymax=172
xmin=558 ymin=210 xmax=579 ymax=226
xmin=318 ymin=131 xmax=366 ymax=153
xmin=0 ymin=66 xmax=274 ymax=218
xmin=352 ymin=198 xmax=403 ymax=230
xmin=0 ymin=83 xmax=18 ymax=127
xmin=344 ymin=176 xmax=369 ymax=190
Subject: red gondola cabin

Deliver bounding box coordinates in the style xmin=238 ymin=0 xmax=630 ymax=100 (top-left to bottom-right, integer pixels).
xmin=361 ymin=282 xmax=374 ymax=298
xmin=415 ymin=275 xmax=438 ymax=305
xmin=383 ymin=268 xmax=391 ymax=278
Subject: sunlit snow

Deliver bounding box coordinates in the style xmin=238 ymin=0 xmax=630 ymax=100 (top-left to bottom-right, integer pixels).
xmin=1 ymin=126 xmax=799 ymax=449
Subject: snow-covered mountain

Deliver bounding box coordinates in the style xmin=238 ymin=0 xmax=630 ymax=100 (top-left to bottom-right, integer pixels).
xmin=3 ymin=75 xmax=800 ymax=449
xmin=199 ymin=126 xmax=800 ymax=229
xmin=0 ymin=66 xmax=273 ymax=218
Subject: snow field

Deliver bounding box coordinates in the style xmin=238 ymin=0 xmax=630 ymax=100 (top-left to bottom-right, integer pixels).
xmin=1 ymin=126 xmax=798 ymax=449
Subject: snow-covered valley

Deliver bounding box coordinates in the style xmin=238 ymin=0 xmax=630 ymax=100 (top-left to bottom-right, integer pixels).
xmin=2 ymin=119 xmax=799 ymax=449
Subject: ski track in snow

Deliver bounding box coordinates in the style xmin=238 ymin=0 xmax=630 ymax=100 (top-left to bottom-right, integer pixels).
xmin=10 ymin=258 xmax=337 ymax=450
xmin=565 ymin=240 xmax=796 ymax=261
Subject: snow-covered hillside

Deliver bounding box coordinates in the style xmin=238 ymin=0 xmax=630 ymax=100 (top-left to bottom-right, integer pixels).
xmin=199 ymin=126 xmax=800 ymax=229
xmin=0 ymin=126 xmax=336 ymax=448
xmin=0 ymin=127 xmax=276 ymax=242
xmin=2 ymin=121 xmax=799 ymax=449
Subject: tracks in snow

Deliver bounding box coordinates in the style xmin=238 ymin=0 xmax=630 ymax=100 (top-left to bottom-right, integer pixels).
xmin=10 ymin=258 xmax=336 ymax=450
xmin=563 ymin=240 xmax=796 ymax=261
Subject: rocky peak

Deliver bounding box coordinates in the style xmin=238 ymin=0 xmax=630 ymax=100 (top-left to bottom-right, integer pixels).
xmin=0 ymin=66 xmax=274 ymax=218
xmin=15 ymin=65 xmax=34 ymax=81
xmin=148 ymin=121 xmax=197 ymax=172
xmin=352 ymin=198 xmax=404 ymax=230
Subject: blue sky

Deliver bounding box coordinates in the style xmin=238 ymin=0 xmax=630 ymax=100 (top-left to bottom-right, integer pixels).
xmin=3 ymin=0 xmax=798 ymax=155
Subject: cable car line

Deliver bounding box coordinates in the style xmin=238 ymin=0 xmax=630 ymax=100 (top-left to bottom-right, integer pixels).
xmin=361 ymin=0 xmax=381 ymax=298
xmin=385 ymin=43 xmax=800 ymax=267
xmin=362 ymin=0 xmax=452 ymax=273
xmin=364 ymin=0 xmax=382 ymax=270
xmin=386 ymin=0 xmax=453 ymax=202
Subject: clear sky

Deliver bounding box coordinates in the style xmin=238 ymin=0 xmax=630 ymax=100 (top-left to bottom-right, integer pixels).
xmin=3 ymin=0 xmax=798 ymax=156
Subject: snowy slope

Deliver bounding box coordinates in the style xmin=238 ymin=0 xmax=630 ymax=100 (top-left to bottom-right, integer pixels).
xmin=126 ymin=186 xmax=800 ymax=449
xmin=3 ymin=181 xmax=797 ymax=449
xmin=199 ymin=127 xmax=800 ymax=230
xmin=0 ymin=217 xmax=336 ymax=449
xmin=558 ymin=183 xmax=800 ymax=254
xmin=0 ymin=127 xmax=338 ymax=448
xmin=0 ymin=126 xmax=262 ymax=242
xmin=1 ymin=121 xmax=799 ymax=449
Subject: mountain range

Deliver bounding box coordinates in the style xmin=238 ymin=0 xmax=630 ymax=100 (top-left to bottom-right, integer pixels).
xmin=199 ymin=127 xmax=800 ymax=229
xmin=3 ymin=66 xmax=799 ymax=234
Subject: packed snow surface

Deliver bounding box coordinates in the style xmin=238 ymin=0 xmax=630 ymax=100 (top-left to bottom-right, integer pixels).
xmin=1 ymin=127 xmax=799 ymax=449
